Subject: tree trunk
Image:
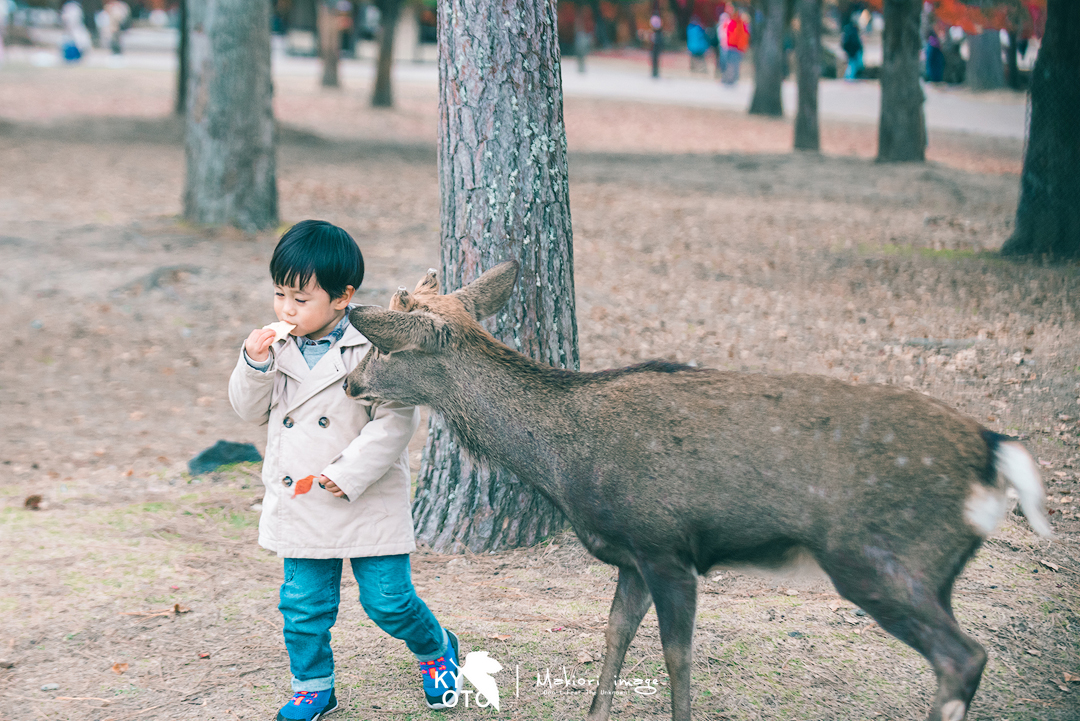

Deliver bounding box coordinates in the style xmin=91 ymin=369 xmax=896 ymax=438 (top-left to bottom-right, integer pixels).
xmin=1005 ymin=30 xmax=1021 ymax=89
xmin=967 ymin=29 xmax=1005 ymax=91
xmin=668 ymin=0 xmax=694 ymax=43
xmin=184 ymin=0 xmax=277 ymax=230
xmin=371 ymin=0 xmax=401 ymax=107
xmin=318 ymin=1 xmax=340 ymax=88
xmin=1000 ymin=0 xmax=1080 ymax=259
xmin=175 ymin=0 xmax=188 ymax=115
xmin=793 ymin=0 xmax=820 ymax=150
xmin=877 ymin=0 xmax=924 ymax=162
xmin=749 ymin=0 xmax=785 ymax=116
xmin=413 ymin=0 xmax=577 ymax=553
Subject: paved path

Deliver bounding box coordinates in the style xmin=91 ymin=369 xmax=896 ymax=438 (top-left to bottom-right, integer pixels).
xmin=6 ymin=30 xmax=1027 ymax=140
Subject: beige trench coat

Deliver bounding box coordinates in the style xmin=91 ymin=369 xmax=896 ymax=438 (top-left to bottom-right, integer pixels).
xmin=228 ymin=322 xmax=419 ymax=559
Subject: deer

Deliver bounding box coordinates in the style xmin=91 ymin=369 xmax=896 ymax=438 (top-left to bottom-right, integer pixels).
xmin=343 ymin=261 xmax=1052 ymax=721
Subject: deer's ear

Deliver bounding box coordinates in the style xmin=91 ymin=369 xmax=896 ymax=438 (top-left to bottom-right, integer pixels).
xmin=414 ymin=268 xmax=440 ymax=296
xmin=453 ymin=261 xmax=520 ymax=321
xmin=348 ymin=306 xmax=449 ymax=353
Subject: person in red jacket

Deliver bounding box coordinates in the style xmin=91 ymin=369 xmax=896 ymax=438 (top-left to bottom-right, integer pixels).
xmin=721 ymin=6 xmax=750 ymax=85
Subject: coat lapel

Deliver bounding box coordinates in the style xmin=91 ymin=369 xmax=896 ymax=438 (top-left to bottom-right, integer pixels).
xmin=282 ymin=323 xmax=370 ymax=415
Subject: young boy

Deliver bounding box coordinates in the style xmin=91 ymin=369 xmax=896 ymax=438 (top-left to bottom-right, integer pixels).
xmin=229 ymin=220 xmax=462 ymax=720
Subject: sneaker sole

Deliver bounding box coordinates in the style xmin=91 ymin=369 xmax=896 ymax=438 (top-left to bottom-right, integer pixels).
xmin=275 ymin=699 xmax=338 ymax=721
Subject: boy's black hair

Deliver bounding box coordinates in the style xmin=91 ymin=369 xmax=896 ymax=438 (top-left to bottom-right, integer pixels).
xmin=270 ymin=220 xmax=364 ymax=300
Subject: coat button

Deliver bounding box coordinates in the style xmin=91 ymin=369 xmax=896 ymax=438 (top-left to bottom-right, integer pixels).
xmin=318 ymin=417 xmax=330 ymax=428
xmin=283 ymin=417 xmax=294 ymax=428
xmin=282 ymin=476 xmax=293 ymax=487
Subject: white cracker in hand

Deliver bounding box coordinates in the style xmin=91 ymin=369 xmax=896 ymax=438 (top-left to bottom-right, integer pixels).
xmin=263 ymin=321 xmax=296 ymax=342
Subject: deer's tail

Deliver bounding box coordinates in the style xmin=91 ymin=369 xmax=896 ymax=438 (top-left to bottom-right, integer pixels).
xmin=986 ymin=432 xmax=1053 ymax=538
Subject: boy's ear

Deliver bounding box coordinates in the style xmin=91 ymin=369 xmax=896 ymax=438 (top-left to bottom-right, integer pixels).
xmin=452 ymin=261 xmax=520 ymax=321
xmin=332 ymin=285 xmax=356 ymax=310
xmin=348 ymin=306 xmax=449 ymax=353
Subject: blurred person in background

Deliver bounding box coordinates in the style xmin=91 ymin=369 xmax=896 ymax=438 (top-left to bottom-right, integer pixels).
xmin=721 ymin=6 xmax=748 ymax=86
xmin=715 ymin=4 xmax=730 ymax=76
xmin=924 ymin=30 xmax=944 ymax=82
xmin=61 ymin=0 xmax=93 ymax=61
xmin=96 ymin=0 xmax=130 ymax=54
xmin=841 ymin=16 xmax=863 ymax=80
xmin=687 ymin=15 xmax=709 ymax=72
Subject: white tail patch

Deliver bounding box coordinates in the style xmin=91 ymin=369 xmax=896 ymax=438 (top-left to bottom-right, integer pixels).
xmin=964 ymin=484 xmax=1007 ymax=537
xmin=994 ymin=441 xmax=1053 ymax=537
xmin=941 ymin=699 xmax=966 ymax=721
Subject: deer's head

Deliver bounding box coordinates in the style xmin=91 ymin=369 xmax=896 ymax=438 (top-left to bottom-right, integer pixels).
xmin=343 ymin=261 xmax=520 ymax=405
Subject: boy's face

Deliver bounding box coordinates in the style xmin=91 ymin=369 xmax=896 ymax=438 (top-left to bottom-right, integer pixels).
xmin=274 ymin=279 xmax=354 ymax=340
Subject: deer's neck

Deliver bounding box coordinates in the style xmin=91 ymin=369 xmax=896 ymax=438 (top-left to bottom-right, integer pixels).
xmin=432 ymin=344 xmax=579 ymax=499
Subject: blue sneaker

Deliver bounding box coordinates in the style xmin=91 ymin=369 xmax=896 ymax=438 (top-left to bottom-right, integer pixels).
xmin=276 ymin=688 xmax=338 ymax=721
xmin=419 ymin=629 xmax=462 ymax=709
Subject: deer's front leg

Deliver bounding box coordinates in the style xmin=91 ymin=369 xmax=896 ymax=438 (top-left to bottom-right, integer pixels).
xmin=587 ymin=564 xmax=652 ymax=721
xmin=639 ymin=559 xmax=698 ymax=721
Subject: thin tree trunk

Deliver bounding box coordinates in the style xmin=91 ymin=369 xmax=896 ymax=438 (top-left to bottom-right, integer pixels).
xmin=668 ymin=0 xmax=694 ymax=42
xmin=413 ymin=0 xmax=577 ymax=553
xmin=1005 ymin=30 xmax=1021 ymax=89
xmin=318 ymin=1 xmax=340 ymax=87
xmin=749 ymin=0 xmax=785 ymax=116
xmin=877 ymin=0 xmax=924 ymax=162
xmin=793 ymin=0 xmax=820 ymax=150
xmin=371 ymin=0 xmax=401 ymax=107
xmin=175 ymin=0 xmax=188 ymax=115
xmin=1000 ymin=0 xmax=1080 ymax=259
xmin=184 ymin=0 xmax=277 ymax=230
xmin=967 ymin=29 xmax=1005 ymax=91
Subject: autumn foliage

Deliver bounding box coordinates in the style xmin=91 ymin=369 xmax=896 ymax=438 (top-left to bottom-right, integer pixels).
xmin=859 ymin=1 xmax=1045 ymax=37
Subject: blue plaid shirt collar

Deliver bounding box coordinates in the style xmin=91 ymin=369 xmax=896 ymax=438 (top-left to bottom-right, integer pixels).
xmin=295 ymin=312 xmax=352 ymax=369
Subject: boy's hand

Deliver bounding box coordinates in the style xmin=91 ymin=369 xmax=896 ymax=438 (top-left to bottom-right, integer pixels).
xmin=244 ymin=327 xmax=278 ymax=362
xmin=318 ymin=475 xmax=347 ymax=499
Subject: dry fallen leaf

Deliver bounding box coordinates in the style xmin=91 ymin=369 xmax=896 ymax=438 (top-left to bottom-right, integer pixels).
xmin=1038 ymin=559 xmax=1061 ymax=572
xmin=487 ymin=634 xmax=512 ymax=641
xmin=1064 ymin=671 xmax=1080 ymax=683
xmin=1026 ymin=649 xmax=1041 ymax=656
xmin=576 ymin=649 xmax=594 ymax=664
xmin=24 ymin=495 xmax=42 ymax=511
xmin=129 ymin=411 xmax=145 ymax=420
xmin=198 ymin=652 xmax=210 ymax=659
xmin=785 ymin=589 xmax=799 ymax=596
xmin=111 ymin=662 xmax=128 ymax=674
xmin=292 ymin=475 xmax=316 ymax=499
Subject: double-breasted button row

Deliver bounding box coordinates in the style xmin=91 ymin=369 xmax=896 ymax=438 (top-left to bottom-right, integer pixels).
xmin=282 ymin=476 xmax=293 ymax=487
xmin=283 ymin=416 xmax=330 ymax=429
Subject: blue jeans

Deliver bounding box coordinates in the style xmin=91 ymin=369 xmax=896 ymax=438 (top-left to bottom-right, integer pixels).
xmin=279 ymin=555 xmax=447 ymax=692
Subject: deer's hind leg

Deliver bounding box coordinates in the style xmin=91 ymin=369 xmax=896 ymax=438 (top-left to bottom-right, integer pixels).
xmin=588 ymin=565 xmax=652 ymax=721
xmin=822 ymin=548 xmax=986 ymax=721
xmin=638 ymin=558 xmax=698 ymax=721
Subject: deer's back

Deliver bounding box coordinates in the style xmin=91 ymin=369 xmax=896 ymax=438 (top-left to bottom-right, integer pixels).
xmin=559 ymin=369 xmax=992 ymax=572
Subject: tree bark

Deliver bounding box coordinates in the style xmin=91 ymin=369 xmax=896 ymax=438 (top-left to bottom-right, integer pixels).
xmin=318 ymin=1 xmax=340 ymax=88
xmin=877 ymin=0 xmax=924 ymax=162
xmin=175 ymin=0 xmax=188 ymax=115
xmin=183 ymin=0 xmax=277 ymax=230
xmin=749 ymin=0 xmax=785 ymax=116
xmin=793 ymin=0 xmax=820 ymax=150
xmin=1000 ymin=0 xmax=1080 ymax=259
xmin=371 ymin=0 xmax=401 ymax=107
xmin=967 ymin=29 xmax=1005 ymax=91
xmin=413 ymin=0 xmax=577 ymax=553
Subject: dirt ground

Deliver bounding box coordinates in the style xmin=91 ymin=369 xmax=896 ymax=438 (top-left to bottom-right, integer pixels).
xmin=0 ymin=61 xmax=1077 ymax=721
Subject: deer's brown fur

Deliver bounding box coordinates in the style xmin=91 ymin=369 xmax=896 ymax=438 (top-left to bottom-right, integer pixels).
xmin=345 ymin=262 xmax=1051 ymax=721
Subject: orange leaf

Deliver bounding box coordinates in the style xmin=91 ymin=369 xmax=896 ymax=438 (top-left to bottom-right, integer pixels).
xmin=111 ymin=662 xmax=128 ymax=674
xmin=292 ymin=475 xmax=316 ymax=498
